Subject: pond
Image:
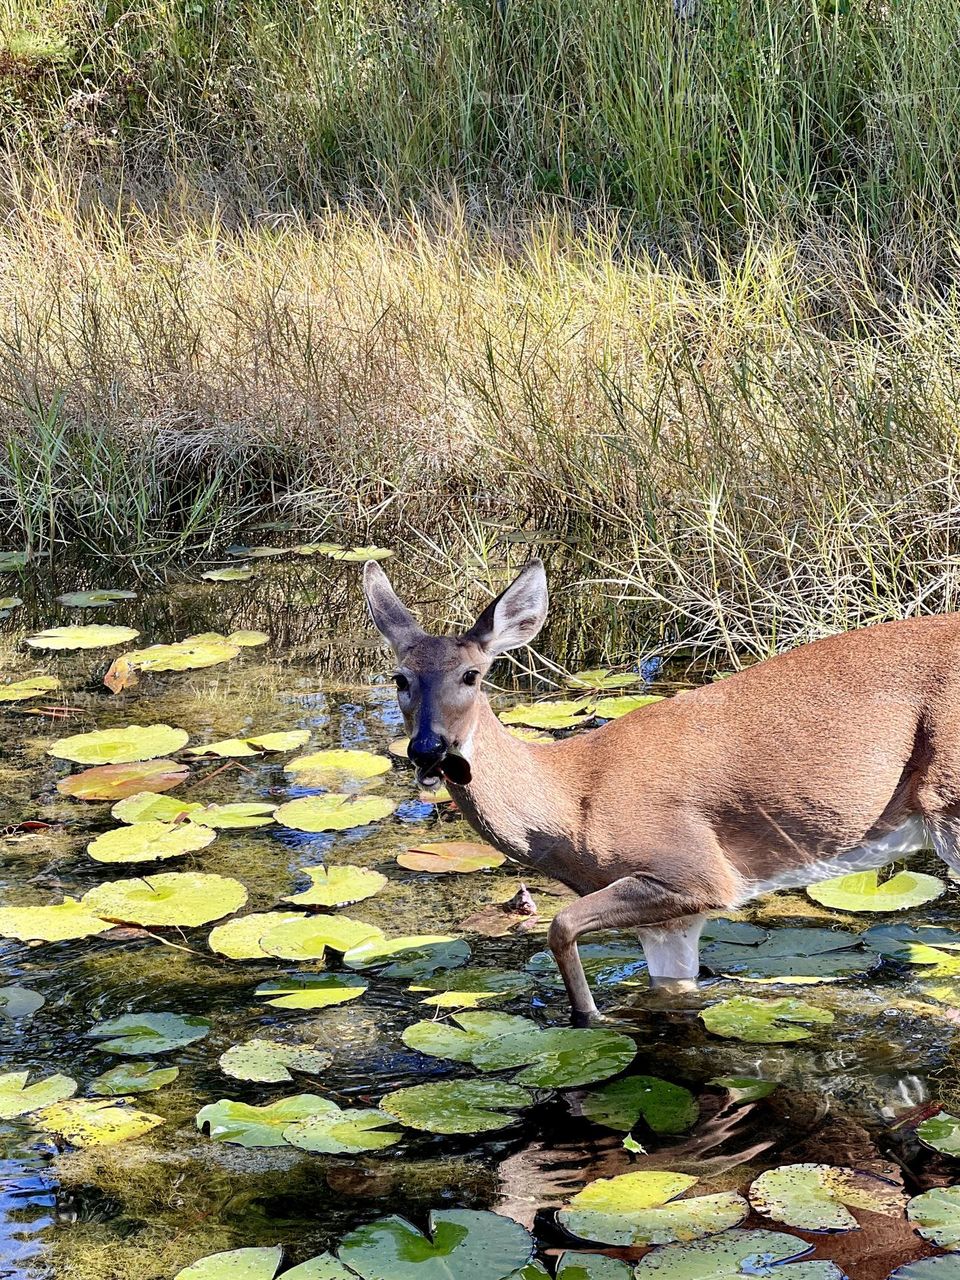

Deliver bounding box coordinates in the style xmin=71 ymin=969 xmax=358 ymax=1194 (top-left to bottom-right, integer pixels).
xmin=0 ymin=547 xmax=959 ymax=1280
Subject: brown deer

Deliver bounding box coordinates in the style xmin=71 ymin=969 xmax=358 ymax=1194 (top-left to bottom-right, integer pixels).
xmin=363 ymin=558 xmax=960 ymax=1025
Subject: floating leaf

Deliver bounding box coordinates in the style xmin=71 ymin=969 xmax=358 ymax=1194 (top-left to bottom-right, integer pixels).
xmin=228 ymin=630 xmax=269 ymax=647
xmin=701 ymin=919 xmax=768 ymax=945
xmin=807 ymin=869 xmax=945 ymax=912
xmin=104 ymin=633 xmax=242 ymax=692
xmin=337 ymin=1209 xmax=535 ymax=1280
xmin=701 ymin=927 xmax=874 ymax=983
xmin=200 ymin=567 xmax=255 ymax=582
xmin=227 ymin=546 xmax=286 ymax=559
xmin=555 ymin=1256 xmax=634 ymax=1280
xmin=87 ymin=1011 xmax=210 ymax=1055
xmin=389 ymin=738 xmax=410 ymax=758
xmin=700 ymin=996 xmax=834 ymax=1044
xmin=175 ymin=1247 xmax=282 ymax=1280
xmin=402 ymin=1012 xmax=535 ymax=1065
xmin=26 ymin=624 xmax=139 ymax=650
xmin=55 ymin=590 xmax=137 ymax=607
xmin=0 ymin=551 xmax=27 ymax=571
xmin=247 ymin=730 xmax=311 ymax=751
xmin=112 ymin=792 xmax=203 ymax=824
xmin=255 ymin=973 xmax=368 ymax=1009
xmin=282 ymin=864 xmax=387 ymax=908
xmin=261 ymin=914 xmax=384 ymax=962
xmin=34 ymin=1098 xmax=162 ymax=1146
xmin=184 ymin=737 xmax=261 ymax=758
xmin=82 ymin=872 xmax=247 ymax=927
xmin=411 ymin=968 xmax=535 ymax=1009
xmin=748 ymin=1163 xmax=905 ymax=1231
xmin=87 ymin=820 xmax=216 ymax=864
xmin=197 ymin=1094 xmax=332 ymax=1147
xmin=284 ymin=748 xmax=392 ymax=787
xmin=580 ymin=1076 xmax=699 ymax=1134
xmin=398 ymin=841 xmax=506 ymax=874
xmin=499 ymin=700 xmax=594 ymax=730
xmin=294 ymin=542 xmax=344 ymax=556
xmin=565 ymin=669 xmax=643 ymax=690
xmin=632 ymin=1228 xmax=847 ymax=1278
xmin=344 ymin=934 xmax=470 ymax=980
xmin=907 ymin=1186 xmax=960 ymax=1250
xmin=593 ymin=694 xmax=662 ymax=718
xmin=219 ymin=1038 xmax=332 ymax=1083
xmin=284 ymin=1103 xmax=403 ymax=1155
xmin=558 ymin=1170 xmax=748 ymax=1247
xmin=0 ymin=896 xmax=111 ymax=942
xmin=918 ymin=1111 xmax=960 ymax=1156
xmin=380 ymin=1079 xmax=534 ymax=1134
xmin=328 ymin=545 xmax=394 ymax=562
xmin=0 ymin=986 xmax=44 ymax=1019
xmin=707 ymin=1077 xmax=779 ymax=1103
xmin=275 ymin=793 xmax=396 ymax=832
xmin=0 ymin=1070 xmax=76 ymax=1118
xmin=0 ymin=675 xmax=61 ymax=703
xmin=192 ymin=802 xmax=277 ymax=829
xmin=49 ymin=722 xmax=189 ymax=766
xmin=208 ymin=911 xmax=305 ymax=960
xmin=861 ymin=923 xmax=960 ymax=969
xmin=58 ymin=759 xmax=189 ymax=800
xmin=888 ymin=1262 xmax=960 ymax=1280
xmin=90 ymin=1063 xmax=179 ymax=1095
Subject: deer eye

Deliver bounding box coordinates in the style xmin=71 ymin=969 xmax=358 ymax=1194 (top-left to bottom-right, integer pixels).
xmin=462 ymin=669 xmax=480 ymax=687
xmin=394 ymin=672 xmax=410 ymax=693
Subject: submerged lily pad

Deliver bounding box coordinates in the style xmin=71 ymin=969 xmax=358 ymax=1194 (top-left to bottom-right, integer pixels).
xmin=806 ymin=869 xmax=945 ymax=912
xmin=260 ymin=914 xmax=384 ymax=962
xmin=397 ymin=841 xmax=506 ymax=874
xmin=499 ymin=700 xmax=594 ymax=730
xmin=701 ymin=927 xmax=873 ymax=983
xmin=0 ymin=897 xmax=112 ymax=942
xmin=284 ymin=1103 xmax=403 ymax=1155
xmin=0 ymin=675 xmax=61 ymax=703
xmin=579 ymin=1076 xmax=699 ymax=1135
xmin=26 ymin=624 xmax=139 ymax=650
xmin=0 ymin=986 xmax=44 ymax=1019
xmin=111 ymin=792 xmax=203 ymax=824
xmin=708 ymin=1077 xmax=779 ymax=1103
xmin=255 ymin=973 xmax=369 ymax=1009
xmin=208 ymin=911 xmax=305 ymax=960
xmin=917 ymin=1111 xmax=960 ymax=1156
xmin=200 ymin=567 xmax=255 ymax=582
xmin=748 ymin=1163 xmax=905 ymax=1231
xmin=337 ymin=1209 xmax=535 ymax=1280
xmin=344 ymin=934 xmax=471 ymax=980
xmin=558 ymin=1170 xmax=748 ymax=1247
xmin=525 ymin=941 xmax=647 ymax=988
xmin=90 ymin=1063 xmax=179 ymax=1095
xmin=284 ymin=748 xmax=392 ymax=788
xmin=55 ymin=590 xmax=137 ymax=607
xmin=410 ymin=968 xmax=535 ymax=1009
xmin=219 ymin=1038 xmax=332 ymax=1083
xmin=49 ymin=722 xmax=189 ymax=766
xmin=197 ymin=1094 xmax=333 ymax=1147
xmin=907 ymin=1185 xmax=960 ymax=1250
xmin=554 ymin=1257 xmax=634 ymax=1280
xmin=82 ymin=872 xmax=247 ymax=927
xmin=275 ymin=793 xmax=396 ymax=832
xmin=87 ymin=1011 xmax=210 ymax=1055
xmin=282 ymin=864 xmax=388 ymax=908
xmin=87 ymin=820 xmax=216 ymax=864
xmin=0 ymin=1070 xmax=77 ymax=1118
xmin=34 ymin=1098 xmax=162 ymax=1146
xmin=58 ymin=759 xmax=190 ymax=800
xmin=380 ymin=1079 xmax=534 ymax=1134
xmin=700 ymin=996 xmax=834 ymax=1044
xmin=632 ymin=1228 xmax=847 ymax=1278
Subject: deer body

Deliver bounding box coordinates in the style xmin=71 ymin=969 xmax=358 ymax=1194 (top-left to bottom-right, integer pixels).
xmin=363 ymin=559 xmax=960 ymax=1024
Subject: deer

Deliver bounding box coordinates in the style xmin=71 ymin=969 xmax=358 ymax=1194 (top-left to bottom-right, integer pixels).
xmin=363 ymin=557 xmax=960 ymax=1026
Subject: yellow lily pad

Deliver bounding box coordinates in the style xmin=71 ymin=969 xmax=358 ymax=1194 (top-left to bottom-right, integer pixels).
xmin=48 ymin=723 xmax=189 ymax=766
xmin=397 ymin=841 xmax=505 ymax=874
xmin=111 ymin=792 xmax=203 ymax=823
xmin=0 ymin=897 xmax=112 ymax=942
xmin=0 ymin=1070 xmax=77 ymax=1118
xmin=282 ymin=865 xmax=388 ymax=908
xmin=26 ymin=625 xmax=139 ymax=651
xmin=499 ymin=700 xmax=594 ymax=730
xmin=260 ymin=915 xmax=384 ymax=962
xmin=274 ymin=793 xmax=396 ymax=832
xmin=558 ymin=1170 xmax=748 ymax=1246
xmin=34 ymin=1098 xmax=163 ymax=1147
xmin=807 ymin=869 xmax=945 ymax=912
xmin=87 ymin=821 xmax=217 ymax=864
xmin=207 ymin=911 xmax=305 ymax=960
xmin=227 ymin=630 xmax=270 ymax=647
xmin=0 ymin=675 xmax=61 ymax=703
xmin=82 ymin=872 xmax=247 ymax=927
xmin=284 ymin=748 xmax=391 ymax=788
xmin=58 ymin=760 xmax=190 ymax=800
xmin=190 ymin=803 xmax=276 ymax=830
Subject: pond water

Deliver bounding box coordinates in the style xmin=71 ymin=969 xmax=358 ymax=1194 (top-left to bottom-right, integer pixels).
xmin=0 ymin=551 xmax=958 ymax=1280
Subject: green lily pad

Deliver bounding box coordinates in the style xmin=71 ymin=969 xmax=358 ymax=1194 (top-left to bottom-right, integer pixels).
xmin=918 ymin=1111 xmax=960 ymax=1155
xmin=284 ymin=1103 xmax=403 ymax=1154
xmin=58 ymin=759 xmax=190 ymax=800
xmin=275 ymin=793 xmax=396 ymax=832
xmin=0 ymin=896 xmax=112 ymax=942
xmin=87 ymin=820 xmax=217 ymax=864
xmin=0 ymin=596 xmax=23 ymax=616
xmin=0 ymin=986 xmax=44 ymax=1019
xmin=398 ymin=841 xmax=506 ymax=874
xmin=82 ymin=872 xmax=247 ymax=927
xmin=580 ymin=1076 xmax=699 ymax=1134
xmin=294 ymin=542 xmax=344 ymax=556
xmin=565 ymin=669 xmax=643 ymax=690
xmin=632 ymin=1228 xmax=846 ymax=1278
xmin=200 ymin=567 xmax=256 ymax=582
xmin=344 ymin=934 xmax=471 ymax=979
xmin=219 ymin=1038 xmax=332 ymax=1083
xmin=89 ymin=1063 xmax=180 ymax=1095
xmin=282 ymin=864 xmax=388 ymax=908
xmin=0 ymin=1070 xmax=77 ymax=1118
xmin=327 ymin=545 xmax=394 ymax=562
xmin=176 ymin=1250 xmax=354 ymax=1280
xmin=907 ymin=1186 xmax=960 ymax=1249
xmin=701 ymin=919 xmax=768 ymax=945
xmin=33 ymin=1097 xmax=163 ymax=1146
xmin=410 ymin=968 xmax=535 ymax=1008
xmin=402 ymin=1011 xmax=536 ymax=1065
xmin=554 ymin=1256 xmax=635 ymax=1279
xmin=558 ymin=1170 xmax=748 ymax=1246
xmin=49 ymin=723 xmax=189 ymax=766
xmin=380 ymin=1079 xmax=534 ymax=1134
xmin=208 ymin=911 xmax=305 ymax=960
xmin=336 ymin=1209 xmax=535 ymax=1280
xmin=499 ymin=700 xmax=595 ymax=730
xmin=103 ymin=633 xmax=243 ymax=692
xmin=701 ymin=927 xmax=873 ymax=983
xmin=197 ymin=1094 xmax=332 ymax=1147
xmin=0 ymin=675 xmax=61 ymax=703
xmin=707 ymin=1077 xmax=779 ymax=1103
xmin=284 ymin=748 xmax=392 ymax=788
xmin=260 ymin=914 xmax=384 ymax=961
xmin=806 ymin=869 xmax=945 ymax=912
xmin=255 ymin=973 xmax=369 ymax=1009
xmin=889 ymin=1262 xmax=960 ymax=1280
xmin=183 ymin=737 xmax=261 ymax=758
xmin=748 ymin=1162 xmax=905 ymax=1231
xmin=700 ymin=996 xmax=834 ymax=1043
xmin=525 ymin=941 xmax=647 ymax=988
xmin=0 ymin=551 xmax=27 ymax=571
xmin=861 ymin=924 xmax=960 ymax=973
xmin=87 ymin=1011 xmax=210 ymax=1054
xmin=191 ymin=802 xmax=277 ymax=830
xmin=111 ymin=792 xmax=204 ymax=824
xmin=26 ymin=624 xmax=139 ymax=650
xmin=55 ymin=590 xmax=137 ymax=607
xmin=593 ymin=694 xmax=662 ymax=718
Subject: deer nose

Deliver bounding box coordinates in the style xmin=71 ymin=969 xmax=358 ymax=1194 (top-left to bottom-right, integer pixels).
xmin=408 ymin=731 xmax=447 ymax=768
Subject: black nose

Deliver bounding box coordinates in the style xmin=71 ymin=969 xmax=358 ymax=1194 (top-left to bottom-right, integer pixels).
xmin=408 ymin=731 xmax=447 ymax=768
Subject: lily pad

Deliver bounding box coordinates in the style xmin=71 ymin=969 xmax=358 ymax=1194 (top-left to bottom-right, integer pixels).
xmin=26 ymin=624 xmax=139 ymax=650
xmin=197 ymin=1094 xmax=334 ymax=1147
xmin=228 ymin=630 xmax=269 ymax=646
xmin=806 ymin=869 xmax=945 ymax=912
xmin=402 ymin=1011 xmax=535 ymax=1065
xmin=0 ymin=675 xmax=61 ymax=703
xmin=398 ymin=841 xmax=506 ymax=874
xmin=183 ymin=738 xmax=261 ymax=758
xmin=89 ymin=1063 xmax=180 ymax=1095
xmin=87 ymin=1011 xmax=210 ymax=1054
xmin=0 ymin=896 xmax=112 ymax=942
xmin=55 ymin=590 xmax=137 ymax=607
xmin=700 ymin=996 xmax=834 ymax=1043
xmin=410 ymin=968 xmax=535 ymax=1009
xmin=219 ymin=1038 xmax=332 ymax=1083
xmin=284 ymin=1103 xmax=403 ymax=1154
xmin=111 ymin=792 xmax=203 ymax=823
xmin=200 ymin=567 xmax=255 ymax=582
xmin=558 ymin=1170 xmax=748 ymax=1246
xmin=708 ymin=1077 xmax=779 ymax=1103
xmin=0 ymin=1070 xmax=77 ymax=1118
xmin=701 ymin=919 xmax=768 ymax=945
xmin=0 ymin=595 xmax=22 ymax=616
xmin=380 ymin=1079 xmax=534 ymax=1134
xmin=227 ymin=545 xmax=287 ymax=559
xmin=344 ymin=934 xmax=471 ymax=979
xmin=748 ymin=1163 xmax=905 ymax=1231
xmin=255 ymin=973 xmax=369 ymax=1009
xmin=889 ymin=1262 xmax=960 ymax=1280
xmin=295 ymin=542 xmax=344 ymax=556
xmin=565 ymin=669 xmax=643 ymax=690
xmin=176 ymin=1248 xmax=283 ymax=1279
xmin=632 ymin=1228 xmax=847 ymax=1278
xmin=327 ymin=545 xmax=394 ymax=562
xmin=579 ymin=1076 xmax=699 ymax=1134
xmin=208 ymin=911 xmax=306 ymax=960
xmin=337 ymin=1209 xmax=535 ymax=1280
xmin=58 ymin=759 xmax=190 ymax=800
xmin=918 ymin=1111 xmax=960 ymax=1156
xmin=907 ymin=1185 xmax=960 ymax=1249
xmin=593 ymin=694 xmax=662 ymax=718
xmin=0 ymin=551 xmax=27 ymax=570
xmin=861 ymin=924 xmax=960 ymax=971
xmin=186 ymin=730 xmax=309 ymax=758
xmin=49 ymin=722 xmax=189 ymax=766
xmin=554 ymin=1257 xmax=634 ymax=1280
xmin=0 ymin=986 xmax=44 ymax=1019
xmin=103 ymin=633 xmax=242 ymax=692
xmin=275 ymin=793 xmax=396 ymax=832
xmin=284 ymin=748 xmax=392 ymax=788
xmin=247 ymin=730 xmax=311 ymax=750
xmin=282 ymin=864 xmax=388 ymax=908
xmin=499 ymin=700 xmax=594 ymax=730
xmin=82 ymin=872 xmax=247 ymax=927
xmin=87 ymin=820 xmax=216 ymax=864
xmin=701 ymin=927 xmax=873 ymax=983
xmin=192 ymin=802 xmax=277 ymax=830
xmin=34 ymin=1098 xmax=162 ymax=1146
xmin=260 ymin=914 xmax=384 ymax=961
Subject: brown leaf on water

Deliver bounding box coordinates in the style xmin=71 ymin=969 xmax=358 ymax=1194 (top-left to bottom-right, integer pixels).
xmin=57 ymin=759 xmax=189 ymax=800
xmin=103 ymin=655 xmax=137 ymax=694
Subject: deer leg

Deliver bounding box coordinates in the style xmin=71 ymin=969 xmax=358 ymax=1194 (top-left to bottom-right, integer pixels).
xmin=638 ymin=916 xmax=707 ymax=994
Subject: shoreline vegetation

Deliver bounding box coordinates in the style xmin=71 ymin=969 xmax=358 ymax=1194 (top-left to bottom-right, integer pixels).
xmin=3 ymin=0 xmax=960 ymax=664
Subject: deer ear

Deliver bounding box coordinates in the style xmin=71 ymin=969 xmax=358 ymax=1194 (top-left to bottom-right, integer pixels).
xmin=363 ymin=562 xmax=423 ymax=654
xmin=463 ymin=559 xmax=548 ymax=656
